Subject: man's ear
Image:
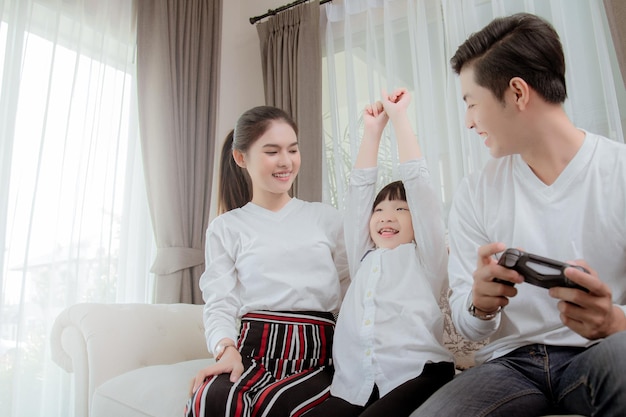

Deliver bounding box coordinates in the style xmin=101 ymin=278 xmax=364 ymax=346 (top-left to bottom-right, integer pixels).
xmin=509 ymin=77 xmax=530 ymax=109
xmin=233 ymin=149 xmax=246 ymax=168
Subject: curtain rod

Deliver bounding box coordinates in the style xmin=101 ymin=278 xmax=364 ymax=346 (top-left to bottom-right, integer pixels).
xmin=249 ymin=0 xmax=332 ymax=25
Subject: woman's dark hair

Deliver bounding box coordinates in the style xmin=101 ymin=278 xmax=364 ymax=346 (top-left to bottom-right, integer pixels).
xmin=372 ymin=180 xmax=407 ymax=211
xmin=217 ymin=106 xmax=298 ymax=213
xmin=450 ymin=13 xmax=566 ymax=104
xmin=217 ymin=130 xmax=250 ymax=214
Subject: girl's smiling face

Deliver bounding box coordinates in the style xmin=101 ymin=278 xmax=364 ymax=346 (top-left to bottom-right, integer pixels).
xmin=369 ymin=198 xmax=414 ymax=249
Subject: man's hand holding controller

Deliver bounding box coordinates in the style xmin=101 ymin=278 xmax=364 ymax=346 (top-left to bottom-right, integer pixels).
xmin=481 ymin=246 xmax=626 ymax=340
xmin=494 ymin=248 xmax=589 ymax=292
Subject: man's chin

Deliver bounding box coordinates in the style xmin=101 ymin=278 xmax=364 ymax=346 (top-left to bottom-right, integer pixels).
xmin=489 ymin=147 xmax=508 ymax=158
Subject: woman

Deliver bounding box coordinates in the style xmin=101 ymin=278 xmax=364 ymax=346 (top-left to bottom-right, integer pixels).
xmin=185 ymin=106 xmax=350 ymax=417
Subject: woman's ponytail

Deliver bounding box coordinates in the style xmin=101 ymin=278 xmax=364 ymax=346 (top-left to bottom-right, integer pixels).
xmin=217 ymin=130 xmax=251 ymax=214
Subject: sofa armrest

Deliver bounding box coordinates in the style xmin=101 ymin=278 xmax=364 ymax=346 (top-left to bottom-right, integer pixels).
xmin=50 ymin=303 xmax=210 ymax=417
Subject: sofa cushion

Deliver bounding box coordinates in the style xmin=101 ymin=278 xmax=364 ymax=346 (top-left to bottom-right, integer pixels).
xmin=91 ymin=358 xmax=214 ymax=417
xmin=439 ymin=292 xmax=488 ymax=370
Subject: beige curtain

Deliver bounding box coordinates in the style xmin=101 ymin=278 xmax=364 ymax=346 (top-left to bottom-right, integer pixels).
xmin=136 ymin=0 xmax=222 ymax=303
xmin=604 ymin=0 xmax=626 ymax=88
xmin=256 ymin=0 xmax=323 ymax=202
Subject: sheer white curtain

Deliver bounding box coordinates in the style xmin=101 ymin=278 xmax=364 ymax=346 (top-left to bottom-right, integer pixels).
xmin=0 ymin=1 xmax=153 ymax=416
xmin=321 ymin=0 xmax=626 ymax=217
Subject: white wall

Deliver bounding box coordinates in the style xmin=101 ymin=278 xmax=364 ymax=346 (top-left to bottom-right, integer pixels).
xmin=211 ymin=0 xmax=288 ymax=217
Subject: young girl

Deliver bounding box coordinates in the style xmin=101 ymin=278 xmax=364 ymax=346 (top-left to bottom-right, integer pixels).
xmin=185 ymin=106 xmax=350 ymax=417
xmin=306 ymin=89 xmax=454 ymax=417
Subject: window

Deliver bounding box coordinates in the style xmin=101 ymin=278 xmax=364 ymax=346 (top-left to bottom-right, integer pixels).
xmin=0 ymin=1 xmax=152 ymax=415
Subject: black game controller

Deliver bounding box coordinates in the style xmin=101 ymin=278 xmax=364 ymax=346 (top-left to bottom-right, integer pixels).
xmin=494 ymin=248 xmax=589 ymax=292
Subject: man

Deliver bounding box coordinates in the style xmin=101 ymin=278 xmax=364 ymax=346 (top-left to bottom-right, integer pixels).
xmin=411 ymin=12 xmax=626 ymax=417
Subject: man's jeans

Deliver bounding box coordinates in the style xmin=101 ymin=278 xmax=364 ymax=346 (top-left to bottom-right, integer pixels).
xmin=410 ymin=331 xmax=626 ymax=417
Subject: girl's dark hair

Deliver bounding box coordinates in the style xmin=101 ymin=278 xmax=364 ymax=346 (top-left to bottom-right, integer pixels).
xmin=217 ymin=106 xmax=298 ymax=213
xmin=372 ymin=180 xmax=406 ymax=211
xmin=450 ymin=13 xmax=566 ymax=104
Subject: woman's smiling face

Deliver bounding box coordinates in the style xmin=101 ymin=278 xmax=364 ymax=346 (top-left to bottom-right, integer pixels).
xmin=237 ymin=120 xmax=301 ymax=202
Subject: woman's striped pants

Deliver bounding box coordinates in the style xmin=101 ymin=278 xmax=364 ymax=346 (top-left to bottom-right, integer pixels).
xmin=185 ymin=311 xmax=335 ymax=417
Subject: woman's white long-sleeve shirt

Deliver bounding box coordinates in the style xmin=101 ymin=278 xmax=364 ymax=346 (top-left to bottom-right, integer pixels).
xmin=200 ymin=198 xmax=350 ymax=355
xmin=330 ymin=159 xmax=453 ymax=406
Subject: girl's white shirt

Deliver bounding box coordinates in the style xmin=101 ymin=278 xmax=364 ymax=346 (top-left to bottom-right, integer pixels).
xmin=200 ymin=198 xmax=350 ymax=354
xmin=331 ymin=159 xmax=453 ymax=406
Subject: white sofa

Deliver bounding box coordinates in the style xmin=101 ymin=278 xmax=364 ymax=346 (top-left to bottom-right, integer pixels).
xmin=50 ymin=302 xmax=580 ymax=417
xmin=50 ymin=299 xmax=488 ymax=417
xmin=50 ymin=303 xmax=214 ymax=417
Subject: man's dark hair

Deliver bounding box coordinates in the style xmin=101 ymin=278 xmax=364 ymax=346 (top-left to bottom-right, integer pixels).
xmin=451 ymin=13 xmax=567 ymax=103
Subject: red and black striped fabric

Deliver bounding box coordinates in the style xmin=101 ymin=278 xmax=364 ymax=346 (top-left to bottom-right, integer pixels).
xmin=185 ymin=311 xmax=335 ymax=417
